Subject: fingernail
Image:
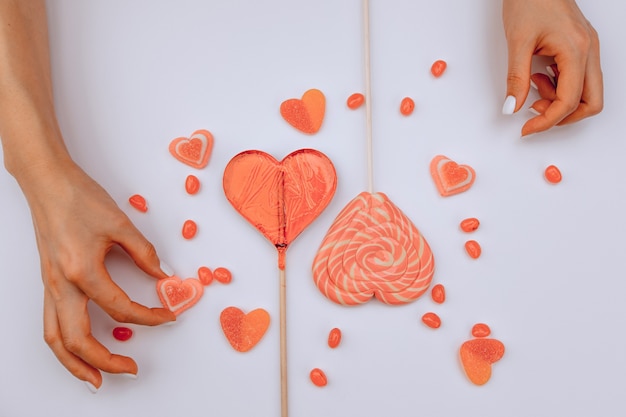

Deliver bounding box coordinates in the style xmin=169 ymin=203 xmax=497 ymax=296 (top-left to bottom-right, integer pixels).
xmin=502 ymin=95 xmax=516 ymax=115
xmin=528 ymin=106 xmax=541 ymax=116
xmin=160 ymin=261 xmax=175 ymax=277
xmin=545 ymin=66 xmax=556 ymax=85
xmin=85 ymin=381 xmax=99 ymax=394
xmin=162 ymin=317 xmax=178 ymax=326
xmin=121 ymin=373 xmax=138 ymax=380
xmin=530 ymin=79 xmax=538 ymax=90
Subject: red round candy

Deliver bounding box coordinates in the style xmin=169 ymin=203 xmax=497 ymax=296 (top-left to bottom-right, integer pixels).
xmin=113 ymin=326 xmax=133 ymax=342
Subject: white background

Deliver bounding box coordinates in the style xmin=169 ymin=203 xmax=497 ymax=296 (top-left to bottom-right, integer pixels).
xmin=1 ymin=1 xmax=625 ymax=416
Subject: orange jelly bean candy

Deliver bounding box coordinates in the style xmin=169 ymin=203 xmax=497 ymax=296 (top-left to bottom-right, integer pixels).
xmin=213 ymin=267 xmax=232 ymax=284
xmin=328 ymin=328 xmax=342 ymax=348
xmin=421 ymin=312 xmax=441 ymax=329
xmin=431 ymin=284 xmax=445 ymax=304
xmin=465 ymin=240 xmax=481 ymax=259
xmin=185 ymin=175 xmax=201 ymax=194
xmin=460 ymin=217 xmax=480 ymax=233
xmin=129 ymin=194 xmax=148 ymax=213
xmin=347 ymin=93 xmax=365 ymax=109
xmin=197 ymin=266 xmax=213 ymax=286
xmin=430 ymin=59 xmax=447 ymax=77
xmin=182 ymin=220 xmax=197 ymax=239
xmin=400 ymin=97 xmax=415 ymax=116
xmin=310 ymin=368 xmax=328 ymax=387
xmin=472 ymin=323 xmax=491 ymax=338
xmin=544 ymin=165 xmax=562 ymax=184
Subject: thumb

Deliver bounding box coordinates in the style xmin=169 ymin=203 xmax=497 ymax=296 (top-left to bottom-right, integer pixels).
xmin=502 ymin=38 xmax=534 ymax=115
xmin=116 ymin=226 xmax=174 ymax=279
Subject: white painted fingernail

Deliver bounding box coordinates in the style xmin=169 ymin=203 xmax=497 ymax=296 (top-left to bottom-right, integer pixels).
xmin=85 ymin=381 xmax=99 ymax=394
xmin=502 ymin=95 xmax=516 ymax=115
xmin=528 ymin=106 xmax=541 ymax=116
xmin=121 ymin=373 xmax=138 ymax=380
xmin=545 ymin=65 xmax=556 ymax=78
xmin=157 ymin=316 xmax=182 ymax=327
xmin=160 ymin=261 xmax=175 ymax=277
xmin=162 ymin=317 xmax=178 ymax=326
xmin=530 ymin=79 xmax=538 ymax=90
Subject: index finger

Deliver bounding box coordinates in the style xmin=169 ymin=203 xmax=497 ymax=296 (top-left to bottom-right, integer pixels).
xmin=70 ymin=263 xmax=175 ymax=325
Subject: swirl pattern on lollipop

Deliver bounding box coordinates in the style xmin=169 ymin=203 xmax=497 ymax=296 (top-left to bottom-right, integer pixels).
xmin=313 ymin=192 xmax=434 ymax=305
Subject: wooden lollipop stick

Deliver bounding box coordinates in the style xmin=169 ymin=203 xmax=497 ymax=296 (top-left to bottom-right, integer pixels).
xmin=363 ymin=0 xmax=374 ymax=194
xmin=280 ymin=268 xmax=288 ymax=417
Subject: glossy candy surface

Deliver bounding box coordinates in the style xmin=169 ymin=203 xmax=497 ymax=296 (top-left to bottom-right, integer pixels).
xmin=400 ymin=97 xmax=415 ymax=115
xmin=421 ymin=312 xmax=441 ymax=329
xmin=430 ymin=59 xmax=447 ymax=77
xmin=431 ymin=284 xmax=446 ymax=304
xmin=213 ymin=267 xmax=232 ymax=284
xmin=185 ymin=175 xmax=201 ymax=194
xmin=197 ymin=266 xmax=213 ymax=286
xmin=347 ymin=93 xmax=365 ymax=109
xmin=471 ymin=323 xmax=491 ymax=338
xmin=309 ymin=368 xmax=328 ymax=387
xmin=544 ymin=165 xmax=562 ymax=184
xmin=465 ymin=240 xmax=482 ymax=259
xmin=460 ymin=217 xmax=480 ymax=232
xmin=223 ymin=149 xmax=337 ymax=269
xmin=129 ymin=194 xmax=148 ymax=212
xmin=327 ymin=328 xmax=342 ymax=348
xmin=182 ymin=220 xmax=197 ymax=239
xmin=112 ymin=327 xmax=133 ymax=342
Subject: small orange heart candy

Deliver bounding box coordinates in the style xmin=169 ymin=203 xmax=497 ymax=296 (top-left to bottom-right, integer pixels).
xmin=430 ymin=155 xmax=476 ymax=197
xmin=156 ymin=276 xmax=204 ymax=316
xmin=459 ymin=338 xmax=505 ymax=385
xmin=220 ymin=307 xmax=270 ymax=352
xmin=169 ymin=129 xmax=214 ymax=169
xmin=280 ymin=89 xmax=325 ymax=134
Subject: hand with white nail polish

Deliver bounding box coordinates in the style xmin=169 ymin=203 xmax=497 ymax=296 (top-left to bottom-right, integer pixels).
xmin=502 ymin=0 xmax=603 ymax=136
xmin=0 ymin=1 xmax=176 ymax=392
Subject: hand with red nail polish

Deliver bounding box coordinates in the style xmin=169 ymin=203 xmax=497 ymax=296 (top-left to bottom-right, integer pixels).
xmin=502 ymin=0 xmax=603 ymax=136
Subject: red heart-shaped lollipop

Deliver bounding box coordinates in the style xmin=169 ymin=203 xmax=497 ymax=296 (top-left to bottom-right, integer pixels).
xmin=223 ymin=149 xmax=337 ymax=269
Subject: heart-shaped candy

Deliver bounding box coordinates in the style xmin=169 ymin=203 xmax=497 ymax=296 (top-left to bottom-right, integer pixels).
xmin=220 ymin=307 xmax=270 ymax=352
xmin=169 ymin=129 xmax=214 ymax=169
xmin=223 ymin=149 xmax=337 ymax=269
xmin=156 ymin=276 xmax=204 ymax=316
xmin=430 ymin=155 xmax=476 ymax=197
xmin=280 ymin=89 xmax=326 ymax=134
xmin=313 ymin=192 xmax=435 ymax=305
xmin=459 ymin=338 xmax=505 ymax=385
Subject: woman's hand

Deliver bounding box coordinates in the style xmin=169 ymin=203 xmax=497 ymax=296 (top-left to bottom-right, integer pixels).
xmin=24 ymin=160 xmax=176 ymax=391
xmin=502 ymin=0 xmax=603 ymax=136
xmin=1 ymin=0 xmax=175 ymax=392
